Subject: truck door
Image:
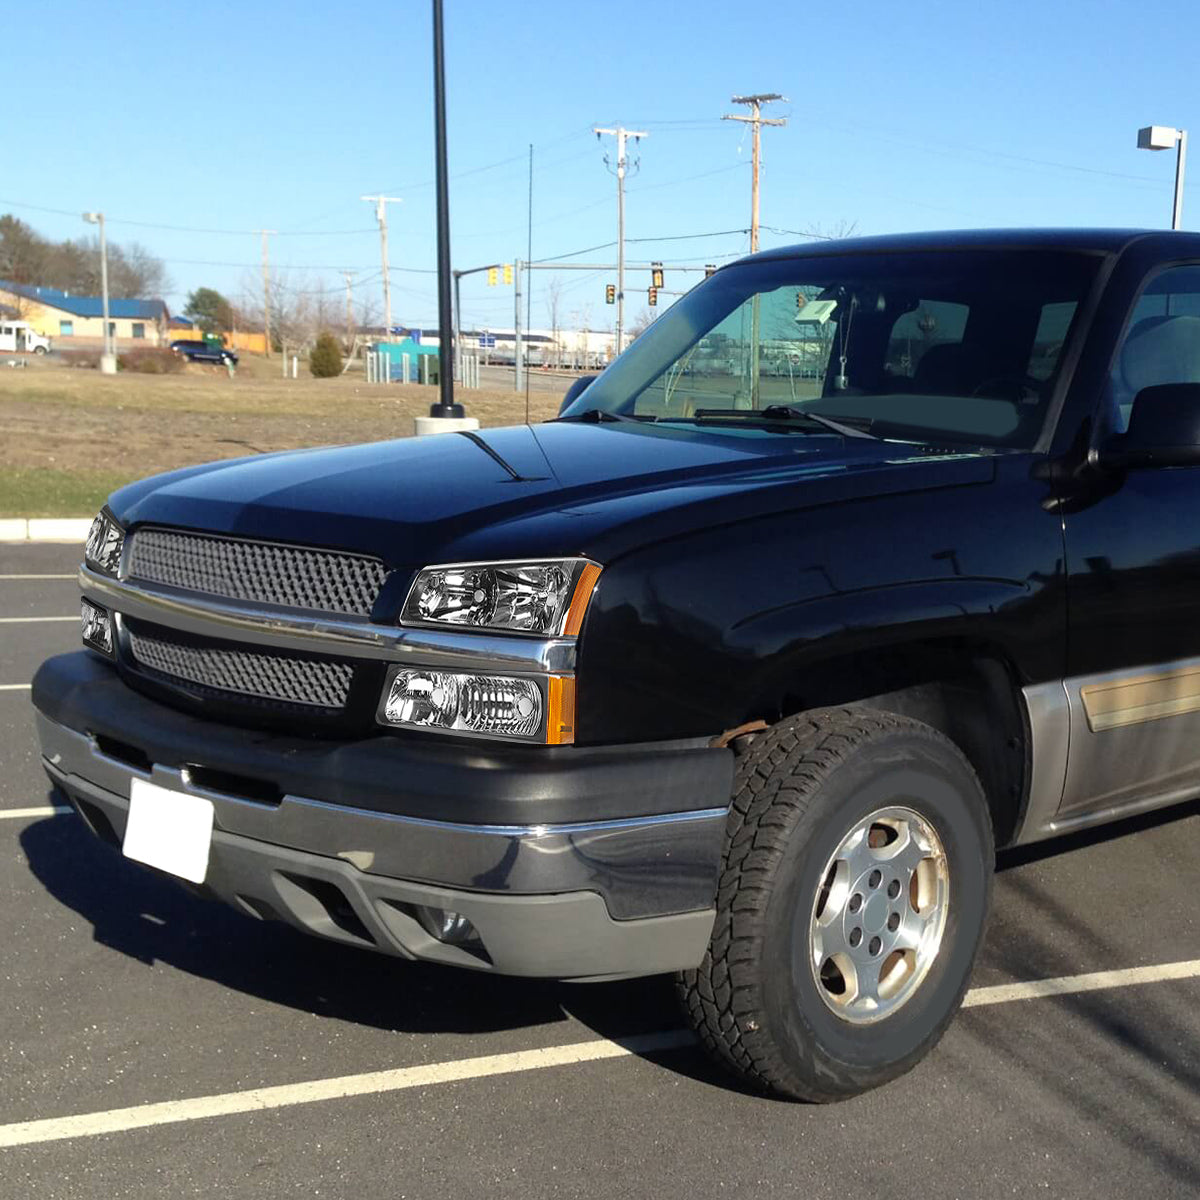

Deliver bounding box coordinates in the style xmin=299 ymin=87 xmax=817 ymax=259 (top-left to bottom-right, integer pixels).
xmin=1059 ymin=262 xmax=1200 ymax=823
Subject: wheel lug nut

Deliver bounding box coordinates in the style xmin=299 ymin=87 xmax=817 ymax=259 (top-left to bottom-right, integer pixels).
xmin=887 ymin=879 xmax=901 ymax=900
xmin=868 ymin=869 xmax=882 ymax=889
xmin=868 ymin=935 xmax=882 ymax=956
xmin=849 ymin=927 xmax=863 ymax=948
xmin=887 ymin=912 xmax=900 ymax=932
xmin=848 ymin=893 xmax=863 ymax=913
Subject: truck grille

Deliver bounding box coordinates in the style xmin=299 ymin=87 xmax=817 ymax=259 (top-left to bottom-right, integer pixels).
xmin=127 ymin=629 xmax=353 ymax=709
xmin=126 ymin=528 xmax=388 ymax=617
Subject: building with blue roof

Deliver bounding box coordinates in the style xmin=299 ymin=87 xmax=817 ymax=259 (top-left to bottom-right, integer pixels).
xmin=0 ymin=280 xmax=171 ymax=346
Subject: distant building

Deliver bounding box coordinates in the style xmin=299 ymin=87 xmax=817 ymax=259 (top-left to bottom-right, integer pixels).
xmin=0 ymin=281 xmax=170 ymax=347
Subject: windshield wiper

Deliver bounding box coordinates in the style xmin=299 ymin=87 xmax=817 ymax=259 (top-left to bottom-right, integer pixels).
xmin=761 ymin=405 xmax=880 ymax=440
xmin=684 ymin=406 xmax=880 ymax=440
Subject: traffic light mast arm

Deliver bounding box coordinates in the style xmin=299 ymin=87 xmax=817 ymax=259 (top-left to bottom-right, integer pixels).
xmin=456 ymin=263 xmax=504 ymax=280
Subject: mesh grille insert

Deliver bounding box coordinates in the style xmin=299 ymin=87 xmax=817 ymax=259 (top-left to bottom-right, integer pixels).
xmin=128 ymin=630 xmax=353 ymax=709
xmin=127 ymin=528 xmax=387 ymax=617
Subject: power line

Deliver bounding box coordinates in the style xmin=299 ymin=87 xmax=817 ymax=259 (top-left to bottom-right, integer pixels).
xmin=0 ymin=196 xmax=379 ymax=238
xmin=626 ymin=160 xmax=748 ymax=195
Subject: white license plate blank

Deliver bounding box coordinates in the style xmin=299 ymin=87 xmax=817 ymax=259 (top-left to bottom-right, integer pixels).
xmin=123 ymin=778 xmax=214 ymax=884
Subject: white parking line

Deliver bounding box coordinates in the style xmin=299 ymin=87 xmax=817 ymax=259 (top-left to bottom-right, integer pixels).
xmin=961 ymin=958 xmax=1200 ymax=1007
xmin=0 ymin=575 xmax=76 ymax=580
xmin=0 ymin=684 xmax=31 ymax=691
xmin=1 ymin=956 xmax=1199 ymax=1149
xmin=0 ymin=1031 xmax=694 ymax=1149
xmin=0 ymin=806 xmax=71 ymax=821
xmin=0 ymin=617 xmax=76 ymax=624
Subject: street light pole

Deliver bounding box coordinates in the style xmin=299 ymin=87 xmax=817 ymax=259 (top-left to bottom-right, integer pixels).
xmin=429 ymin=0 xmax=462 ymax=417
xmin=1137 ymin=125 xmax=1188 ymax=230
xmin=82 ymin=211 xmax=115 ymax=374
xmin=1173 ymin=130 xmax=1188 ymax=232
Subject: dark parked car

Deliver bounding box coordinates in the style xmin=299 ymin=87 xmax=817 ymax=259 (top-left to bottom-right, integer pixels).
xmin=169 ymin=338 xmax=237 ymax=365
xmin=34 ymin=228 xmax=1200 ymax=1100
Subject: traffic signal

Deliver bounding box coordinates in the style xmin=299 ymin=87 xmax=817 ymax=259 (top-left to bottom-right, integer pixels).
xmin=487 ymin=267 xmax=498 ymax=286
xmin=647 ymin=286 xmax=658 ymax=307
xmin=503 ymin=263 xmax=513 ymax=285
xmin=605 ymin=284 xmax=616 ymax=304
xmin=704 ymin=264 xmax=716 ymax=278
xmin=651 ymin=262 xmax=664 ymax=288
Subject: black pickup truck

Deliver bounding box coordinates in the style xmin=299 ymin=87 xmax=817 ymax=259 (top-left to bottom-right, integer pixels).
xmin=33 ymin=228 xmax=1200 ymax=1101
xmin=169 ymin=339 xmax=238 ymax=366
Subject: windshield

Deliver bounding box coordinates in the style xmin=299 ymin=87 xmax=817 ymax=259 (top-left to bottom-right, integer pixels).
xmin=564 ymin=249 xmax=1100 ymax=449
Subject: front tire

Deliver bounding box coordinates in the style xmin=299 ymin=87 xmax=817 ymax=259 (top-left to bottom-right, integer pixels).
xmin=679 ymin=708 xmax=993 ymax=1102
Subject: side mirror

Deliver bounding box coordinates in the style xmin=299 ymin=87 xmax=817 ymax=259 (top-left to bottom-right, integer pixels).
xmin=1101 ymin=383 xmax=1200 ymax=468
xmin=558 ymin=374 xmax=597 ymax=416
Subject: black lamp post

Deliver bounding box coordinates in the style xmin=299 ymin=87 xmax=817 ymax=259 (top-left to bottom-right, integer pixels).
xmin=429 ymin=0 xmax=463 ymax=418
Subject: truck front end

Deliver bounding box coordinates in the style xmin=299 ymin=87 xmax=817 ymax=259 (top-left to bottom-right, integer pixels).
xmin=34 ymin=505 xmax=731 ymax=980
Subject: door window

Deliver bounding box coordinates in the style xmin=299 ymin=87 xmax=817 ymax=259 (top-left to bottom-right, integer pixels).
xmin=1111 ymin=265 xmax=1200 ymax=430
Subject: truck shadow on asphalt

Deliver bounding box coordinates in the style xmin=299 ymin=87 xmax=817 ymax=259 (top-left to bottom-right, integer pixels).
xmin=17 ymin=807 xmax=715 ymax=1067
xmin=23 ymin=795 xmax=1200 ymax=1113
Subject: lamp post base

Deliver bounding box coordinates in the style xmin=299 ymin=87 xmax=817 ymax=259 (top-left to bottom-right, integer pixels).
xmin=99 ymin=354 xmax=118 ymax=375
xmin=414 ymin=415 xmax=480 ymax=437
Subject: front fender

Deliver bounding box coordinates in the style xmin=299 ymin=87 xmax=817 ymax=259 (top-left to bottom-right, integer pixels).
xmin=574 ymin=461 xmax=1064 ymax=744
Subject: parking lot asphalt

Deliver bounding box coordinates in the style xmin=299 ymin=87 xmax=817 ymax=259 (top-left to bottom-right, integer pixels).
xmin=2 ymin=543 xmax=1199 ymax=1198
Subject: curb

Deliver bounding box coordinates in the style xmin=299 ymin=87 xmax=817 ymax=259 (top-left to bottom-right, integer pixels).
xmin=0 ymin=518 xmax=92 ymax=543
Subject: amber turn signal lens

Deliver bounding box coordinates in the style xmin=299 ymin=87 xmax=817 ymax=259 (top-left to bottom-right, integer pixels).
xmin=562 ymin=563 xmax=602 ymax=637
xmin=546 ymin=676 xmax=576 ymax=745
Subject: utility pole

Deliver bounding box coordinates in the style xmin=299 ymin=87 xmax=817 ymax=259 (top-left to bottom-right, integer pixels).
xmin=722 ymin=94 xmax=787 ymax=251
xmin=593 ymin=125 xmax=648 ymax=356
xmin=361 ymin=194 xmax=402 ymax=339
xmin=256 ymin=229 xmax=277 ymax=357
xmin=342 ymin=271 xmax=355 ymax=345
xmin=723 ymin=94 xmax=786 ymax=405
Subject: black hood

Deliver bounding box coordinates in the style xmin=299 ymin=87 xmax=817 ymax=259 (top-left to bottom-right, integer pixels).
xmin=110 ymin=421 xmax=995 ymax=569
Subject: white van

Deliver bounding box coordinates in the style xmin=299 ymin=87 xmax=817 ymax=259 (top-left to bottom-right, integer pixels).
xmin=0 ymin=321 xmax=51 ymax=354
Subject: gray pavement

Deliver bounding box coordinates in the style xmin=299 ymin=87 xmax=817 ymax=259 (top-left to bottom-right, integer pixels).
xmin=478 ymin=365 xmax=584 ymax=396
xmin=1 ymin=544 xmax=1199 ymax=1197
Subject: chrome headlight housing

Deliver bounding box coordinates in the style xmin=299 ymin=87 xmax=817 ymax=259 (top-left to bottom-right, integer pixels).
xmin=84 ymin=509 xmax=124 ymax=577
xmin=401 ymin=559 xmax=601 ymax=636
xmin=379 ymin=667 xmax=575 ymax=744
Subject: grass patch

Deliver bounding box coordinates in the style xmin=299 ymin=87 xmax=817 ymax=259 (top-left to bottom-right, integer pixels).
xmin=0 ymin=468 xmax=139 ymax=517
xmin=0 ymin=359 xmax=573 ymax=515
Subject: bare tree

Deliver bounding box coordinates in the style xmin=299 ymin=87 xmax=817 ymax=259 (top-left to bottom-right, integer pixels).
xmin=108 ymin=240 xmax=171 ymax=299
xmin=627 ymin=308 xmax=656 ymax=341
xmin=0 ymin=215 xmax=49 ymax=295
xmin=806 ymin=219 xmax=859 ymax=241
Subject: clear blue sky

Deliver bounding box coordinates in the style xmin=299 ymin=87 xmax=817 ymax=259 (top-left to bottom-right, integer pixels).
xmin=7 ymin=0 xmax=1199 ymax=333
